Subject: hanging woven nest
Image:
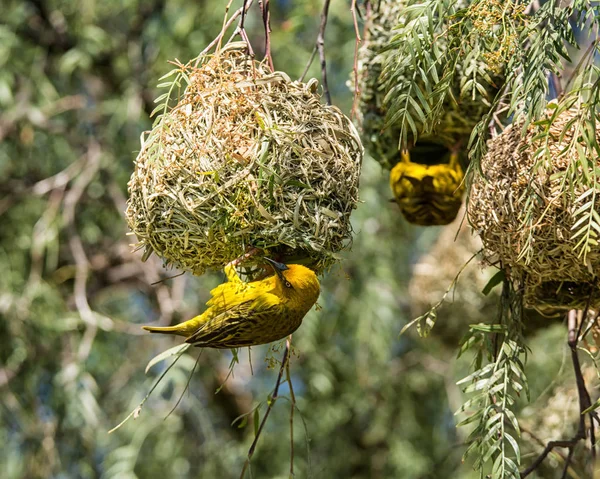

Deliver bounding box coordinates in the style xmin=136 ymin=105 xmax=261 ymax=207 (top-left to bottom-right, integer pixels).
xmin=468 ymin=106 xmax=600 ymax=310
xmin=524 ymin=280 xmax=597 ymax=315
xmin=126 ymin=42 xmax=363 ymax=276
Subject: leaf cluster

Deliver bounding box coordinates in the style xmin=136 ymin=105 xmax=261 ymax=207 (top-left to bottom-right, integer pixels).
xmin=381 ymin=0 xmax=513 ymax=150
xmin=457 ymin=280 xmax=529 ymax=479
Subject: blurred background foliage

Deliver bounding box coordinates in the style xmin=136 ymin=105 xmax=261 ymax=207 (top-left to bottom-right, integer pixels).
xmin=0 ymin=1 xmax=592 ymax=478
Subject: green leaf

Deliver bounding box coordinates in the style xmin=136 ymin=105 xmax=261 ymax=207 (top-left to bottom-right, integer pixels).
xmin=482 ymin=270 xmax=505 ymax=296
xmin=505 ymin=433 xmax=520 ymax=463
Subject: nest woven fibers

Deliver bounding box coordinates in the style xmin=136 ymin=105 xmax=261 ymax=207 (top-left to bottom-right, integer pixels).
xmin=468 ymin=106 xmax=600 ymax=309
xmin=126 ymin=42 xmax=363 ymax=276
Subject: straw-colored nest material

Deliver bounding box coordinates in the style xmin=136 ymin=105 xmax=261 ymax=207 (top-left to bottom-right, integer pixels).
xmin=355 ymin=0 xmax=501 ymax=170
xmin=524 ymin=279 xmax=598 ymax=315
xmin=409 ymin=207 xmax=499 ymax=343
xmin=468 ymin=108 xmax=600 ymax=298
xmin=126 ymin=42 xmax=363 ymax=276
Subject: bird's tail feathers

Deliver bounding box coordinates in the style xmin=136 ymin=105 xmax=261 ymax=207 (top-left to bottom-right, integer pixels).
xmin=142 ymin=325 xmax=187 ymax=336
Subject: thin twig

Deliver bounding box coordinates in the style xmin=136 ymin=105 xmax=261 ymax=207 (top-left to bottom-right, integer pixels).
xmin=285 ymin=336 xmax=296 ymax=476
xmin=350 ymin=0 xmax=362 ymax=119
xmin=562 ymin=39 xmax=600 ymax=95
xmin=238 ymin=0 xmax=255 ymax=57
xmin=561 ymin=446 xmax=576 ymax=479
xmin=195 ymin=0 xmax=254 ymax=66
xmin=520 ymin=309 xmax=595 ymax=477
xmin=108 ymin=349 xmax=188 ymax=434
xmin=240 ymin=342 xmax=291 ymax=479
xmin=317 ymin=0 xmax=332 ymax=105
xmin=258 ymin=0 xmax=273 ymax=70
xmin=299 ymin=46 xmax=317 ymax=82
xmin=165 ymin=350 xmax=203 ymax=420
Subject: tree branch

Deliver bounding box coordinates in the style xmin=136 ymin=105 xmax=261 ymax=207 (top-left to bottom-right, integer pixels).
xmin=316 ymin=0 xmax=332 ymax=105
xmin=239 ymin=341 xmax=291 ymax=478
xmin=258 ymin=0 xmax=273 ymax=70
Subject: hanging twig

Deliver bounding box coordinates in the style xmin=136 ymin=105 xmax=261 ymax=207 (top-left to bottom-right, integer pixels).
xmin=299 ymin=46 xmax=318 ymax=82
xmin=285 ymin=336 xmax=296 ymax=476
xmin=350 ymin=0 xmax=362 ymax=119
xmin=238 ymin=0 xmax=255 ymax=57
xmin=562 ymin=38 xmax=600 ymax=95
xmin=164 ymin=350 xmax=203 ymax=420
xmin=520 ymin=304 xmax=598 ymax=478
xmin=258 ymin=0 xmax=273 ymax=70
xmin=317 ymin=0 xmax=332 ymax=105
xmin=298 ymin=0 xmax=334 ymax=93
xmin=195 ymin=0 xmax=254 ymax=67
xmin=239 ymin=341 xmax=291 ymax=479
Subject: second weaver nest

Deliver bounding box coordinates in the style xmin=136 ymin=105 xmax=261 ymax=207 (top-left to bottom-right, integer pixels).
xmin=468 ymin=106 xmax=600 ymax=311
xmin=126 ymin=42 xmax=363 ymax=276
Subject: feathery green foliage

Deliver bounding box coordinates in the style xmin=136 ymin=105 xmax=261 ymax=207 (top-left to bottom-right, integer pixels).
xmin=381 ymin=0 xmax=509 ymax=150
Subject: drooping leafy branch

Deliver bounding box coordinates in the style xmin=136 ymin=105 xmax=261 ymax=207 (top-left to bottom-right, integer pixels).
xmin=457 ymin=278 xmax=529 ymax=479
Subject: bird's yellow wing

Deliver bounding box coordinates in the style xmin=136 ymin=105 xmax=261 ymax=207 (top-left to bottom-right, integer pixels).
xmin=185 ymin=293 xmax=282 ymax=348
xmin=205 ymin=275 xmax=271 ymax=310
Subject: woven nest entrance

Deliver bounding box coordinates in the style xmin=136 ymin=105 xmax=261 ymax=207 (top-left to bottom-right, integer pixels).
xmin=126 ymin=42 xmax=363 ymax=276
xmin=468 ymin=107 xmax=600 ymax=310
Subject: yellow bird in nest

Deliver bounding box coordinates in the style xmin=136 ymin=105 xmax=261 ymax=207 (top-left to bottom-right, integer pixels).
xmin=143 ymin=258 xmax=320 ymax=348
xmin=390 ymin=148 xmax=465 ymax=226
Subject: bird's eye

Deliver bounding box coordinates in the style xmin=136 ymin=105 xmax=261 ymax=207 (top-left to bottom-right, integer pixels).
xmin=284 ymin=280 xmax=293 ymax=289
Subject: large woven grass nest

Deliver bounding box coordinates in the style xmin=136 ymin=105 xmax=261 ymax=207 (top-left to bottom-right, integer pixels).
xmin=126 ymin=42 xmax=363 ymax=276
xmin=468 ymin=107 xmax=600 ymax=310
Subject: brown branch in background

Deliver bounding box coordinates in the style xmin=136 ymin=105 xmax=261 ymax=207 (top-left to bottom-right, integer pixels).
xmin=239 ymin=340 xmax=291 ymax=479
xmin=520 ymin=307 xmax=598 ymax=478
xmin=106 ymin=177 xmax=179 ymax=326
xmin=238 ymin=0 xmax=255 ymax=57
xmin=317 ymin=0 xmax=332 ymax=105
xmin=550 ymin=72 xmax=563 ymax=99
xmin=61 ymin=142 xmax=114 ymax=364
xmin=62 ymin=141 xmax=104 ymax=329
xmin=350 ymin=0 xmax=362 ymax=119
xmin=258 ymin=0 xmax=274 ymax=70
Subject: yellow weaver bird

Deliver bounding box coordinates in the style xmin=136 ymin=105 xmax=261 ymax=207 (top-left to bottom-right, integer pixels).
xmin=143 ymin=258 xmax=320 ymax=348
xmin=390 ymin=149 xmax=465 ymax=226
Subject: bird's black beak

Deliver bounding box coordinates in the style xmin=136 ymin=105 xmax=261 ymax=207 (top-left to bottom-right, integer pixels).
xmin=264 ymin=257 xmax=289 ymax=280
